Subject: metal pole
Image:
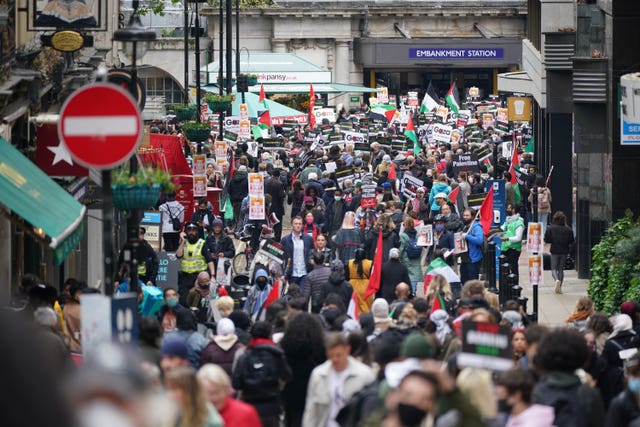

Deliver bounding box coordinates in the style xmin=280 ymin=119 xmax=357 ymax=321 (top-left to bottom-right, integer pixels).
xmin=102 ymin=171 xmax=115 ymax=296
xmin=225 ymin=0 xmax=233 ymax=97
xmin=127 ymin=40 xmax=140 ymax=295
xmin=218 ymin=0 xmax=223 ymax=96
xmin=532 ymin=184 xmax=539 ymax=322
xmin=183 ymin=0 xmax=189 ymax=102
xmin=194 ymin=0 xmax=201 ymax=122
xmin=235 ymin=0 xmax=240 ymax=79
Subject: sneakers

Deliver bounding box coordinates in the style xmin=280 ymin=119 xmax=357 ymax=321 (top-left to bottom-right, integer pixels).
xmin=555 ymin=280 xmax=562 ymax=294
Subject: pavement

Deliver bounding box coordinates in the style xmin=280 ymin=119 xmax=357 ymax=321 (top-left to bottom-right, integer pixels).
xmin=517 ymin=246 xmax=589 ymax=327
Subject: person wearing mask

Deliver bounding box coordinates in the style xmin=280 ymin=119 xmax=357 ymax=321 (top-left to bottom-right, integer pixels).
xmin=460 ymin=208 xmax=484 ymax=284
xmin=158 ymin=287 xmax=187 ymax=332
xmin=326 ymin=188 xmax=347 ymax=235
xmin=176 ymin=222 xmax=215 ymax=306
xmin=281 ymin=216 xmax=314 ymax=292
xmin=500 ymin=203 xmax=525 ymax=281
xmin=303 ymin=333 xmax=374 ymax=427
xmin=186 ymin=271 xmax=224 ymax=326
xmin=544 ymin=211 xmax=575 ymax=294
xmin=197 ymin=364 xmax=263 ymax=427
xmin=204 ymin=218 xmax=235 ymax=280
xmin=302 ymin=211 xmax=322 ymax=241
xmin=606 ymin=351 xmax=640 ymax=427
xmin=191 ymin=197 xmax=217 ymax=237
xmin=495 ymin=368 xmax=555 ymax=427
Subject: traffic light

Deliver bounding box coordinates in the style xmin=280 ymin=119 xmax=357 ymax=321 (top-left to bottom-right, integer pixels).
xmin=237 ymin=74 xmax=248 ymax=93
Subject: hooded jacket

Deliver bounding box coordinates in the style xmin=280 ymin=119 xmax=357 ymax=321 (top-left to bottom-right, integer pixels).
xmin=319 ymin=270 xmax=353 ymax=310
xmin=228 ymin=170 xmax=249 ymax=202
xmin=429 ymin=182 xmax=451 ymax=211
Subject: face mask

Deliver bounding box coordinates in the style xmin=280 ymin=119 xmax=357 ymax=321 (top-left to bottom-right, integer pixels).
xmin=199 ymin=283 xmax=210 ymax=290
xmin=166 ymin=297 xmax=178 ymax=308
xmin=289 ymin=162 xmax=295 ymax=168
xmin=629 ymin=378 xmax=640 ymax=394
xmin=506 ymin=210 xmax=514 ymax=216
xmin=497 ymin=398 xmax=513 ymax=414
xmin=305 ymin=217 xmax=314 ymax=224
xmin=463 ymin=218 xmax=472 ymax=225
xmin=334 ymin=196 xmax=342 ymax=202
xmin=435 ymin=224 xmax=445 ymax=232
xmin=256 ymin=278 xmax=267 ymax=290
xmin=397 ymin=403 xmax=427 ymax=427
xmin=305 ymin=204 xmax=314 ymax=210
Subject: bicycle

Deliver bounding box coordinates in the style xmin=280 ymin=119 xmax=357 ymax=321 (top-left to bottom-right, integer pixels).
xmin=232 ymin=224 xmax=255 ymax=276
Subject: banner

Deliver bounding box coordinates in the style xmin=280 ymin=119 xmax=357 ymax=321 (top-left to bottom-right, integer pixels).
xmin=256 ymin=239 xmax=286 ymax=264
xmin=529 ymin=255 xmax=543 ymax=286
xmin=468 ymin=192 xmax=486 ymax=210
xmin=527 ymin=222 xmax=543 ymax=253
xmin=336 ymin=167 xmax=354 ymax=188
xmin=458 ymin=320 xmax=513 ymax=371
xmin=451 ymin=153 xmax=480 ymax=175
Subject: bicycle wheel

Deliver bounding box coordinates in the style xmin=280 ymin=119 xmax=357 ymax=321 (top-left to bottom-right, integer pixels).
xmin=232 ymin=252 xmax=249 ymax=275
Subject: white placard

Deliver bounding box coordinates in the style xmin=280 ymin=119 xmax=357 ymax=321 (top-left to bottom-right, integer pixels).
xmin=431 ymin=123 xmax=453 ymax=143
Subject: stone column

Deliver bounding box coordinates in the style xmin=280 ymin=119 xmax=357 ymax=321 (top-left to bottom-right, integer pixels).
xmin=272 ymin=39 xmax=288 ymax=53
xmin=334 ymin=40 xmax=351 ymax=108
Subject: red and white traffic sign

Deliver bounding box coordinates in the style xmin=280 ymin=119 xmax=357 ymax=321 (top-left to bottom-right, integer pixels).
xmin=58 ymin=83 xmax=142 ymax=169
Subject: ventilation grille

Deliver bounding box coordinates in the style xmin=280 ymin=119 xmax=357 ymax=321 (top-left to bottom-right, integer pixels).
xmin=573 ymin=70 xmax=607 ymax=103
xmin=544 ymin=43 xmax=575 ymax=70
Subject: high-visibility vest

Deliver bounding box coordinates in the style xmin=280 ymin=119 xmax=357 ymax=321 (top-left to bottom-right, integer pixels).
xmin=137 ymin=261 xmax=147 ymax=276
xmin=502 ymin=216 xmax=525 ymax=252
xmin=181 ymin=239 xmax=207 ymax=273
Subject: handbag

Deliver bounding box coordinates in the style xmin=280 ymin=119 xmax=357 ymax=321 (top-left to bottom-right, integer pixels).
xmin=167 ymin=206 xmax=182 ymax=231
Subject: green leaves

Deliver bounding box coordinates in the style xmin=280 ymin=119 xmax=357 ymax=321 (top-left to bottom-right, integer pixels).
xmin=588 ymin=210 xmax=639 ymax=314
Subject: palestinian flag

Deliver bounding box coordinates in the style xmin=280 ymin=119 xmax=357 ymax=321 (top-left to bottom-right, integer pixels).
xmin=251 ymin=125 xmax=269 ymax=140
xmin=264 ymin=280 xmax=280 ymax=308
xmin=445 ymin=82 xmax=460 ymax=114
xmin=364 ymin=229 xmax=383 ymax=299
xmin=258 ymin=84 xmax=271 ymax=128
xmin=370 ymin=104 xmax=397 ymax=123
xmin=508 ymin=134 xmax=522 ymax=204
xmin=404 ymin=115 xmax=420 ymax=155
xmin=388 ymin=162 xmax=397 ymax=180
xmin=420 ymin=81 xmax=439 ymax=113
xmin=347 ymin=290 xmax=360 ymax=321
xmin=447 ymin=185 xmax=460 ymax=214
xmin=479 ymin=185 xmax=494 ymax=236
xmin=525 ymin=136 xmax=534 ymax=153
xmin=423 ymin=257 xmax=460 ymax=300
xmin=431 ymin=293 xmax=447 ymax=315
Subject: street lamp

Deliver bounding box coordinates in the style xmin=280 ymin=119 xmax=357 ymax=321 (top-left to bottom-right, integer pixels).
xmin=111 ymin=0 xmax=156 ymax=295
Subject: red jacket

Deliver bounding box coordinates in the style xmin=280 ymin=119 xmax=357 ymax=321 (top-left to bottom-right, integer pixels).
xmin=219 ymin=397 xmax=263 ymax=427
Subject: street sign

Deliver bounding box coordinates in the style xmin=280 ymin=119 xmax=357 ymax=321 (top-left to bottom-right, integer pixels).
xmin=58 ymin=83 xmax=142 ymax=169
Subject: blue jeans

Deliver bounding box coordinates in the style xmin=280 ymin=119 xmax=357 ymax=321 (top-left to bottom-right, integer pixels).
xmin=460 ymin=260 xmax=481 ymax=285
xmin=289 ymin=275 xmax=308 ymax=294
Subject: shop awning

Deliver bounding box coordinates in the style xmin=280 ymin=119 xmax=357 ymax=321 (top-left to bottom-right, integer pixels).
xmin=203 ymin=83 xmax=376 ymax=95
xmin=0 ymin=137 xmax=85 ymax=264
xmin=497 ymin=71 xmax=545 ymax=109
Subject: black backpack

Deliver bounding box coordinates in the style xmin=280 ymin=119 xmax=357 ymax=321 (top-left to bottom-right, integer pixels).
xmin=239 ymin=346 xmax=281 ymax=400
xmin=534 ymin=381 xmax=585 ymax=427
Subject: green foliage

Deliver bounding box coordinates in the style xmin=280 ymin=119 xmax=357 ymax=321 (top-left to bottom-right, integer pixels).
xmin=204 ymin=93 xmax=234 ymax=103
xmin=111 ymin=164 xmax=177 ymax=192
xmin=138 ymin=0 xmax=182 ymax=16
xmin=138 ymin=0 xmax=275 ymax=15
xmin=181 ymin=120 xmax=211 ymax=130
xmin=588 ymin=210 xmax=639 ymax=314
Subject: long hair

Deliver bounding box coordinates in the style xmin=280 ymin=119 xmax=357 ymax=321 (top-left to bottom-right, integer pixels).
xmin=280 ymin=312 xmax=326 ymax=365
xmin=425 ymin=274 xmax=452 ymax=302
xmin=164 ymin=366 xmax=210 ymax=427
xmin=353 ymin=248 xmax=367 ymax=277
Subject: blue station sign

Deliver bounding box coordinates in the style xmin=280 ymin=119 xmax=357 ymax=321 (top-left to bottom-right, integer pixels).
xmin=409 ymin=48 xmax=504 ymax=59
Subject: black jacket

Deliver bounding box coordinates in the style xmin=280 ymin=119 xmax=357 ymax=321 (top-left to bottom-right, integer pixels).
xmin=319 ymin=271 xmax=353 ymax=310
xmin=378 ymin=259 xmax=412 ymax=303
xmin=545 ymin=224 xmax=575 ymax=255
xmin=232 ymin=342 xmax=292 ymax=402
xmin=117 ymin=239 xmax=159 ymax=284
xmin=365 ymin=228 xmax=400 ymax=263
xmin=606 ymin=389 xmax=640 ymax=427
xmin=204 ymin=232 xmax=235 ymax=271
xmin=265 ymin=176 xmax=286 ymax=215
xmin=228 ymin=170 xmax=249 ymax=202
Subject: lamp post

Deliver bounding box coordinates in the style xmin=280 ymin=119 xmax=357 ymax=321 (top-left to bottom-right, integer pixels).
xmin=193 ymin=0 xmax=203 ymax=123
xmin=112 ymin=0 xmax=156 ymax=294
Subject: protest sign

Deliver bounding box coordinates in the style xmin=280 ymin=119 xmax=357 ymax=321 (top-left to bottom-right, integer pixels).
xmin=454 ymin=232 xmax=468 ymax=254
xmin=314 ymin=108 xmax=336 ymax=124
xmin=214 ymin=141 xmax=227 ymax=160
xmin=248 ymin=173 xmax=264 ymax=198
xmin=377 ymin=87 xmax=389 ymax=104
xmin=223 ymin=131 xmax=238 ymax=143
xmin=193 ymin=175 xmax=207 ymax=197
xmin=417 ymin=224 xmax=433 ymax=247
xmin=458 ymin=320 xmax=513 ymax=371
xmin=474 ymin=145 xmax=492 ymax=161
xmin=529 ymin=255 xmax=543 ymax=285
xmin=223 ymin=116 xmax=240 ymax=133
xmin=451 ymin=153 xmax=480 ymax=175
xmin=257 ymin=240 xmax=286 ymax=265
xmin=193 ymin=154 xmax=206 ymax=176
xmin=527 ymin=222 xmax=543 ymax=253
xmin=336 ymin=167 xmax=354 ymax=188
xmin=431 ymin=123 xmax=453 ymax=143
xmin=238 ymin=120 xmax=251 ymax=139
xmin=482 ymin=113 xmax=495 ymax=130
xmin=360 ymin=184 xmax=377 ymax=209
xmin=468 ymin=193 xmax=486 ymax=210
xmin=343 ymin=130 xmax=366 ymax=146
xmin=401 ymin=174 xmax=424 ymax=199
xmin=436 ymin=106 xmax=449 ymax=121
xmin=155 ymin=252 xmax=180 ymax=290
xmin=249 ymin=196 xmax=265 ymax=220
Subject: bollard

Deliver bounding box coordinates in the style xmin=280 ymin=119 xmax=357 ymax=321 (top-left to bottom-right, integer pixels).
xmin=518 ymin=296 xmax=529 ymax=315
xmin=485 ymin=241 xmax=498 ymax=293
xmin=499 ymin=261 xmax=511 ymax=305
xmin=506 ymin=273 xmax=518 ymax=301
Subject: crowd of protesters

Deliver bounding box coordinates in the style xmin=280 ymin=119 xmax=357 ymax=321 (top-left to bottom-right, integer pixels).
xmin=5 ymin=92 xmax=623 ymax=427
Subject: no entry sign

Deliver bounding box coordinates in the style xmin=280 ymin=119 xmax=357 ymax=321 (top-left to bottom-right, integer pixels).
xmin=58 ymin=83 xmax=142 ymax=169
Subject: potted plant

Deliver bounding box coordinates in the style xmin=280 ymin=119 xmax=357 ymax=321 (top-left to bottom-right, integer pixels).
xmin=245 ymin=73 xmax=258 ymax=86
xmin=182 ymin=120 xmax=212 ymax=142
xmin=110 ymin=164 xmax=177 ymax=210
xmin=167 ymin=103 xmax=197 ymax=121
xmin=205 ymin=92 xmax=234 ymax=112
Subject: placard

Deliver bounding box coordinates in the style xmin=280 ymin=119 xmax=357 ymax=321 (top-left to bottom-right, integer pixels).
xmin=336 ymin=167 xmax=354 ymax=187
xmin=223 ymin=116 xmax=240 ymax=133
xmin=431 ymin=123 xmax=453 ymax=143
xmin=239 ymin=103 xmax=249 ymax=120
xmin=193 ymin=175 xmax=207 ymax=197
xmin=451 ymin=153 xmax=480 ymax=175
xmin=436 ymin=106 xmax=449 ymax=121
xmin=482 ymin=113 xmax=495 ymax=130
xmin=249 ymin=196 xmax=265 ymax=220
xmin=193 ymin=154 xmax=206 ymax=176
xmin=527 ymin=222 xmax=543 ymax=253
xmin=239 ymin=120 xmax=251 ymax=139
xmin=417 ymin=224 xmax=433 ymax=247
xmin=248 ymin=173 xmax=264 ymax=197
xmin=454 ymin=232 xmax=468 ymax=254
xmin=360 ymin=184 xmax=377 ymax=209
xmin=457 ymin=320 xmax=513 ymax=371
xmin=214 ymin=141 xmax=227 ymax=160
xmin=468 ymin=193 xmax=486 ymax=210
xmin=256 ymin=240 xmax=286 ymax=264
xmin=377 ymin=87 xmax=389 ymax=104
xmin=343 ymin=130 xmax=367 ymax=146
xmin=401 ymin=174 xmax=424 ymax=199
xmin=529 ymin=255 xmax=543 ymax=286
xmin=496 ymin=108 xmax=508 ymax=124
xmin=156 ymin=252 xmax=180 ymax=289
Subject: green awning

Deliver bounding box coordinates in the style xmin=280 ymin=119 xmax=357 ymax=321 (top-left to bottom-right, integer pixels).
xmin=0 ymin=137 xmax=85 ymax=264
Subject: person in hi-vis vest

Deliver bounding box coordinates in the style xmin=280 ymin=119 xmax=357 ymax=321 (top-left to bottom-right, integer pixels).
xmin=176 ymin=222 xmax=214 ymax=305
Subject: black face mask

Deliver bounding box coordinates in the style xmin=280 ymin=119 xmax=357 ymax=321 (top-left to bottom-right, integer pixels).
xmin=463 ymin=218 xmax=472 ymax=225
xmin=256 ymin=278 xmax=267 ymax=290
xmin=397 ymin=403 xmax=427 ymax=427
xmin=305 ymin=204 xmax=314 ymax=210
xmin=497 ymin=398 xmax=513 ymax=414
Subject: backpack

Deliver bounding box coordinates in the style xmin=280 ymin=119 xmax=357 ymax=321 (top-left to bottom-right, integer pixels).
xmin=534 ymin=380 xmax=585 ymax=427
xmin=405 ymin=233 xmax=422 ymax=259
xmin=538 ymin=188 xmax=550 ymax=210
xmin=240 ymin=346 xmax=281 ymax=400
xmin=167 ymin=206 xmax=182 ymax=231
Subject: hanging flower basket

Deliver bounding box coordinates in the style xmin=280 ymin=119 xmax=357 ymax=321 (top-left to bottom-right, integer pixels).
xmin=169 ymin=104 xmax=197 ymax=121
xmin=182 ymin=123 xmax=212 ymax=142
xmin=111 ymin=184 xmax=162 ymax=210
xmin=247 ymin=76 xmax=258 ymax=86
xmin=204 ymin=93 xmax=234 ymax=113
